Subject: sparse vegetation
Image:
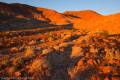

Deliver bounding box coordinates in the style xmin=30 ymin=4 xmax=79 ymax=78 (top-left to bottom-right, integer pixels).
xmin=0 ymin=29 xmax=120 ymax=80
xmin=0 ymin=2 xmax=120 ymax=80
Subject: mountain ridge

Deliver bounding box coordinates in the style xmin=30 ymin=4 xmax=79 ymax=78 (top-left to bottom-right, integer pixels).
xmin=0 ymin=2 xmax=120 ymax=33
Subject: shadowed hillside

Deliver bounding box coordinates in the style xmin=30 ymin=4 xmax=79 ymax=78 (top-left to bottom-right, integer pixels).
xmin=0 ymin=2 xmax=69 ymax=25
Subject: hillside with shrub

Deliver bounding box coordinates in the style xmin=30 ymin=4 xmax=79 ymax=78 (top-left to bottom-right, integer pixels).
xmin=0 ymin=2 xmax=120 ymax=80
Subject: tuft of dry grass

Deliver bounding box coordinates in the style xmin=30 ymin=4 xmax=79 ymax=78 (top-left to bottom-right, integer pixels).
xmin=28 ymin=59 xmax=51 ymax=80
xmin=24 ymin=46 xmax=34 ymax=57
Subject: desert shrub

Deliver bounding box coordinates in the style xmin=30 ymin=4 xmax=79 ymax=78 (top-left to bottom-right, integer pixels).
xmin=47 ymin=36 xmax=54 ymax=41
xmin=15 ymin=18 xmax=30 ymax=22
xmin=17 ymin=58 xmax=24 ymax=65
xmin=81 ymin=29 xmax=89 ymax=34
xmin=21 ymin=71 xmax=28 ymax=77
xmin=36 ymin=38 xmax=45 ymax=44
xmin=14 ymin=58 xmax=24 ymax=70
xmin=24 ymin=46 xmax=34 ymax=57
xmin=0 ymin=56 xmax=10 ymax=68
xmin=0 ymin=56 xmax=9 ymax=65
xmin=28 ymin=40 xmax=36 ymax=45
xmin=7 ymin=67 xmax=17 ymax=76
xmin=99 ymin=30 xmax=109 ymax=37
xmin=12 ymin=57 xmax=21 ymax=66
xmin=3 ymin=72 xmax=10 ymax=77
xmin=71 ymin=28 xmax=78 ymax=32
xmin=28 ymin=59 xmax=51 ymax=80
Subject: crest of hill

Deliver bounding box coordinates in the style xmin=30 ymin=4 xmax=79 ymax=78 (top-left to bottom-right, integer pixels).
xmin=73 ymin=12 xmax=120 ymax=34
xmin=64 ymin=10 xmax=102 ymax=20
xmin=0 ymin=2 xmax=69 ymax=25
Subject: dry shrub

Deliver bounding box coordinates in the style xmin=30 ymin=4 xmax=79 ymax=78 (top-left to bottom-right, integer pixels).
xmin=68 ymin=59 xmax=84 ymax=80
xmin=24 ymin=46 xmax=34 ymax=57
xmin=99 ymin=30 xmax=109 ymax=36
xmin=28 ymin=40 xmax=36 ymax=45
xmin=89 ymin=30 xmax=109 ymax=37
xmin=0 ymin=55 xmax=9 ymax=65
xmin=28 ymin=59 xmax=51 ymax=80
xmin=12 ymin=57 xmax=22 ymax=66
xmin=7 ymin=67 xmax=16 ymax=76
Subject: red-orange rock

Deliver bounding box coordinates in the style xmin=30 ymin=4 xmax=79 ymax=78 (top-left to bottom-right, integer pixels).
xmin=87 ymin=59 xmax=94 ymax=65
xmin=14 ymin=71 xmax=21 ymax=77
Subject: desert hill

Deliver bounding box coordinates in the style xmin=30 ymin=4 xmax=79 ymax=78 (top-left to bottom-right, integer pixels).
xmin=0 ymin=2 xmax=69 ymax=25
xmin=1 ymin=2 xmax=120 ymax=34
xmin=73 ymin=12 xmax=120 ymax=34
xmin=64 ymin=10 xmax=102 ymax=20
xmin=0 ymin=2 xmax=120 ymax=80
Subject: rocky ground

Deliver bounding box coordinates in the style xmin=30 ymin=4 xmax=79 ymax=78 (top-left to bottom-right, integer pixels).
xmin=0 ymin=27 xmax=120 ymax=80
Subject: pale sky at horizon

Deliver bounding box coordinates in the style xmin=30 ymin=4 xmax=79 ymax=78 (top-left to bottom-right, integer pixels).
xmin=0 ymin=0 xmax=120 ymax=15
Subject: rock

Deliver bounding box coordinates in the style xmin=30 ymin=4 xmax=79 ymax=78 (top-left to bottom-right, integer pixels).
xmin=101 ymin=66 xmax=112 ymax=74
xmin=42 ymin=48 xmax=53 ymax=55
xmin=9 ymin=47 xmax=19 ymax=53
xmin=28 ymin=40 xmax=36 ymax=45
xmin=14 ymin=71 xmax=21 ymax=77
xmin=71 ymin=46 xmax=83 ymax=58
xmin=87 ymin=59 xmax=94 ymax=65
xmin=59 ymin=43 xmax=68 ymax=48
xmin=53 ymin=45 xmax=60 ymax=51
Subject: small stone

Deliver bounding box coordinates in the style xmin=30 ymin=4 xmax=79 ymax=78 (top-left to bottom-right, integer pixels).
xmin=14 ymin=71 xmax=21 ymax=77
xmin=28 ymin=40 xmax=36 ymax=45
xmin=71 ymin=46 xmax=83 ymax=58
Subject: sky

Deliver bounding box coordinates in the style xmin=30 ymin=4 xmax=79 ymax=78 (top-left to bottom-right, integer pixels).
xmin=0 ymin=0 xmax=120 ymax=15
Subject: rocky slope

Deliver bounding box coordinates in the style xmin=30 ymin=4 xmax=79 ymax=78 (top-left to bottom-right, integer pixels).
xmin=1 ymin=2 xmax=120 ymax=34
xmin=0 ymin=2 xmax=120 ymax=80
xmin=73 ymin=13 xmax=120 ymax=34
xmin=0 ymin=29 xmax=120 ymax=80
xmin=64 ymin=10 xmax=102 ymax=20
xmin=0 ymin=2 xmax=69 ymax=25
